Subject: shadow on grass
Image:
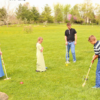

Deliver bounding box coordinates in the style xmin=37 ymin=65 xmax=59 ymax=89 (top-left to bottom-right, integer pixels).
xmin=0 ymin=76 xmax=5 ymax=80
xmin=77 ymin=57 xmax=83 ymax=61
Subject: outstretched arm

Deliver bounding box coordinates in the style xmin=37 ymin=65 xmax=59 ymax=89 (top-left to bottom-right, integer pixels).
xmin=91 ymin=55 xmax=98 ymax=64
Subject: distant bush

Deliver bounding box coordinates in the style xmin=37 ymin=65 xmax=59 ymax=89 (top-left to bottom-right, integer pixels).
xmin=65 ymin=20 xmax=70 ymax=23
xmin=81 ymin=23 xmax=97 ymax=25
xmin=74 ymin=19 xmax=84 ymax=24
xmin=23 ymin=25 xmax=33 ymax=33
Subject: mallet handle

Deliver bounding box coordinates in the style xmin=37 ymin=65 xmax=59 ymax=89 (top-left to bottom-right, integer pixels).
xmin=82 ymin=63 xmax=92 ymax=87
xmin=85 ymin=63 xmax=92 ymax=80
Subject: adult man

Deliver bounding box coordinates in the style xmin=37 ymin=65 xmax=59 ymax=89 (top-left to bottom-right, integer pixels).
xmin=65 ymin=23 xmax=77 ymax=63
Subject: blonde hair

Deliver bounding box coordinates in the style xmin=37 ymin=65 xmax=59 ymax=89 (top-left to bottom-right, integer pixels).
xmin=37 ymin=37 xmax=43 ymax=42
xmin=88 ymin=35 xmax=96 ymax=42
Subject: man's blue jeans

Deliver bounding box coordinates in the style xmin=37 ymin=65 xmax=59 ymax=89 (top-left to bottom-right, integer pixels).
xmin=66 ymin=41 xmax=76 ymax=61
xmin=96 ymin=58 xmax=100 ymax=87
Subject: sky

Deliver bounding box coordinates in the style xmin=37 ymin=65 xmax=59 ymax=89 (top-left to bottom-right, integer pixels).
xmin=10 ymin=0 xmax=100 ymax=7
xmin=10 ymin=0 xmax=100 ymax=6
xmin=0 ymin=0 xmax=100 ymax=13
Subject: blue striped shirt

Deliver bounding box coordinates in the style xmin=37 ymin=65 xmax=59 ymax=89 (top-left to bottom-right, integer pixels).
xmin=94 ymin=41 xmax=100 ymax=58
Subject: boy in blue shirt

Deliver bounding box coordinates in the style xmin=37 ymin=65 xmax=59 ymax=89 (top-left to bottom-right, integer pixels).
xmin=88 ymin=35 xmax=100 ymax=88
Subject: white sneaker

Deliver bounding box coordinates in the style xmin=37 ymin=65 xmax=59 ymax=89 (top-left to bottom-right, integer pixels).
xmin=65 ymin=61 xmax=70 ymax=64
xmin=73 ymin=61 xmax=76 ymax=63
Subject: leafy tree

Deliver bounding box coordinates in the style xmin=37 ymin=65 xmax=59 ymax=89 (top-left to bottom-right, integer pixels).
xmin=64 ymin=4 xmax=71 ymax=22
xmin=54 ymin=3 xmax=63 ymax=23
xmin=95 ymin=4 xmax=100 ymax=24
xmin=16 ymin=4 xmax=24 ymax=19
xmin=31 ymin=7 xmax=40 ymax=22
xmin=22 ymin=6 xmax=31 ymax=21
xmin=40 ymin=4 xmax=54 ymax=23
xmin=70 ymin=4 xmax=84 ymax=24
xmin=71 ymin=4 xmax=80 ymax=17
xmin=16 ymin=4 xmax=31 ymax=22
xmin=0 ymin=8 xmax=7 ymax=21
xmin=16 ymin=3 xmax=40 ymax=23
xmin=79 ymin=0 xmax=95 ymax=24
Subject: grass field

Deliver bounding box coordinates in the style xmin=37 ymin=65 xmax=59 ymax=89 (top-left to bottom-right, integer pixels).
xmin=0 ymin=24 xmax=100 ymax=100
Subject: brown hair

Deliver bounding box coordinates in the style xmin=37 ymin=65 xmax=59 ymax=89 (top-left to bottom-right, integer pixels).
xmin=37 ymin=37 xmax=43 ymax=42
xmin=67 ymin=23 xmax=71 ymax=26
xmin=88 ymin=35 xmax=96 ymax=42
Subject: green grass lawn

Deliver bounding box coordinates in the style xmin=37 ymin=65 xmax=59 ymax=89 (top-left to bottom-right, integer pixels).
xmin=0 ymin=24 xmax=100 ymax=100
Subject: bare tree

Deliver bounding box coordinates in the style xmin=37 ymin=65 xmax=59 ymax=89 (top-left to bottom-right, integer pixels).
xmin=0 ymin=0 xmax=15 ymax=26
xmin=23 ymin=2 xmax=31 ymax=9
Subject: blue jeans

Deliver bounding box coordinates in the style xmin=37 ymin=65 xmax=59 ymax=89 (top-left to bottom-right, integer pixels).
xmin=96 ymin=58 xmax=100 ymax=87
xmin=66 ymin=41 xmax=76 ymax=61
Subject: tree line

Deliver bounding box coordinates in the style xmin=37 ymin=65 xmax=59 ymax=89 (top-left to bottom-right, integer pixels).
xmin=0 ymin=0 xmax=100 ymax=25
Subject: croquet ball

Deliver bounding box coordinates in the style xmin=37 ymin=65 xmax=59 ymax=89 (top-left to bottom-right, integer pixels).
xmin=66 ymin=64 xmax=68 ymax=66
xmin=20 ymin=82 xmax=23 ymax=84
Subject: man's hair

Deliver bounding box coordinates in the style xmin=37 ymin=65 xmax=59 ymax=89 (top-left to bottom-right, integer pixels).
xmin=67 ymin=23 xmax=71 ymax=26
xmin=88 ymin=35 xmax=96 ymax=42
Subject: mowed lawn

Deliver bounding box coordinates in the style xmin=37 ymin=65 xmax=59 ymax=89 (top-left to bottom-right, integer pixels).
xmin=0 ymin=24 xmax=100 ymax=100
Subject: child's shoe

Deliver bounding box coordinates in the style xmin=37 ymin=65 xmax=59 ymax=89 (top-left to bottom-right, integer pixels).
xmin=92 ymin=86 xmax=97 ymax=88
xmin=92 ymin=86 xmax=100 ymax=88
xmin=36 ymin=70 xmax=40 ymax=72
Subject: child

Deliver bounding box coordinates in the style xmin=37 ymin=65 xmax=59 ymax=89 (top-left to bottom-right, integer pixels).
xmin=88 ymin=35 xmax=100 ymax=88
xmin=36 ymin=37 xmax=46 ymax=72
xmin=0 ymin=50 xmax=4 ymax=77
